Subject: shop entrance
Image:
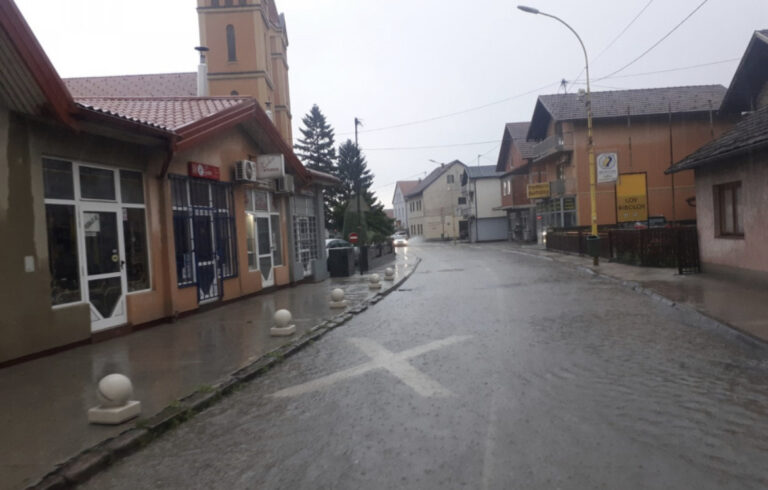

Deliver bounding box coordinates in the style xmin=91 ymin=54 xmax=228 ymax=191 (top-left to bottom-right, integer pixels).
xmin=79 ymin=204 xmax=127 ymax=331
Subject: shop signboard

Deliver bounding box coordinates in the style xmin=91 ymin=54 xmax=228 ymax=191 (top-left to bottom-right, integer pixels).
xmin=597 ymin=152 xmax=618 ymax=183
xmin=527 ymin=182 xmax=551 ymax=199
xmin=616 ymin=173 xmax=648 ymax=222
xmin=256 ymin=154 xmax=285 ymax=179
xmin=188 ymin=161 xmax=220 ymax=181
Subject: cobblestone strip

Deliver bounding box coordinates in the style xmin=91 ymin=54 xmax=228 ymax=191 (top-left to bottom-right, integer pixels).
xmin=29 ymin=258 xmax=422 ymax=490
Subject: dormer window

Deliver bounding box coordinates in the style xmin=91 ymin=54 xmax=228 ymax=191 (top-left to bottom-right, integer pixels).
xmin=226 ymin=25 xmax=237 ymax=61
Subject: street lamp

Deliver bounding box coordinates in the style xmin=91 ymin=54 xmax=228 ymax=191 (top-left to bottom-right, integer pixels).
xmin=517 ymin=5 xmax=599 ymax=265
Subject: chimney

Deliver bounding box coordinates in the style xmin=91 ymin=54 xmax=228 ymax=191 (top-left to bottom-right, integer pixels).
xmin=195 ymin=46 xmax=209 ymax=96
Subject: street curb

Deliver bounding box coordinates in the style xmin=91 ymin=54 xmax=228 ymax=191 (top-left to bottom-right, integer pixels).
xmin=28 ymin=257 xmax=422 ymax=490
xmin=505 ymin=245 xmax=768 ymax=350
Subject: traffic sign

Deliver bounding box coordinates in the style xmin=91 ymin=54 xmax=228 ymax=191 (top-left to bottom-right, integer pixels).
xmin=348 ymin=232 xmax=359 ymax=244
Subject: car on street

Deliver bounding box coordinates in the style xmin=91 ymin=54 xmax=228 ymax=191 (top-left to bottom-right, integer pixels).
xmin=393 ymin=236 xmax=408 ymax=247
xmin=633 ymin=216 xmax=670 ymax=229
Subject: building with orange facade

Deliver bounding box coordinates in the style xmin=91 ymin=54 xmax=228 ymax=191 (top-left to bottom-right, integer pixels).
xmin=497 ymin=86 xmax=739 ymax=243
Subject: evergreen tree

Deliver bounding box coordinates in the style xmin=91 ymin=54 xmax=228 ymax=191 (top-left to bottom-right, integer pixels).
xmin=334 ymin=140 xmax=394 ymax=242
xmin=294 ymin=105 xmax=339 ymax=229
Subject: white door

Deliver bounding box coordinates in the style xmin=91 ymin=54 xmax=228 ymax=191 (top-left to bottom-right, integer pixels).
xmin=296 ymin=216 xmax=312 ymax=277
xmin=80 ymin=205 xmax=128 ymax=331
xmin=255 ymin=215 xmax=274 ymax=287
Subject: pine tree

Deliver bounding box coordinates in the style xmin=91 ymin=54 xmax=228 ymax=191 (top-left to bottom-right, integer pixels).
xmin=294 ymin=105 xmax=337 ymax=173
xmin=334 ymin=140 xmax=394 ymax=242
xmin=294 ymin=105 xmax=339 ymax=229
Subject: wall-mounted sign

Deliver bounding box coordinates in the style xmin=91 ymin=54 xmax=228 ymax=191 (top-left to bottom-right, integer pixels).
xmin=188 ymin=161 xmax=220 ymax=181
xmin=616 ymin=173 xmax=648 ymax=222
xmin=527 ymin=182 xmax=551 ymax=199
xmin=597 ymin=152 xmax=618 ymax=183
xmin=256 ymin=154 xmax=285 ymax=179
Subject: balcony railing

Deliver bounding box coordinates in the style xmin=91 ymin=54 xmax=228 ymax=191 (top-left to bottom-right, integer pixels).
xmin=532 ymin=132 xmax=573 ymax=162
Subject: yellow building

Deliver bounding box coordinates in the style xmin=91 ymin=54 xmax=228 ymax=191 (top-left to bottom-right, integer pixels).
xmin=197 ymin=0 xmax=293 ymax=143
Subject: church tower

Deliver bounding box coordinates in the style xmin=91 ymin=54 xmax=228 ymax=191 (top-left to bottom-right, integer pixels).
xmin=197 ymin=0 xmax=293 ymax=143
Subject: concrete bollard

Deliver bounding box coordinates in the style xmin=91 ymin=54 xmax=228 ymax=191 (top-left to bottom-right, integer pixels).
xmin=368 ymin=273 xmax=382 ymax=290
xmin=329 ymin=288 xmax=348 ymax=309
xmin=88 ymin=374 xmax=141 ymax=425
xmin=384 ymin=267 xmax=395 ymax=281
xmin=270 ymin=308 xmax=296 ymax=336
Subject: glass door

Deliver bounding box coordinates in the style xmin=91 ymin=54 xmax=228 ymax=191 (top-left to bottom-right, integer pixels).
xmin=256 ymin=215 xmax=274 ymax=287
xmin=79 ymin=205 xmax=127 ymax=331
xmin=193 ymin=212 xmax=220 ymax=303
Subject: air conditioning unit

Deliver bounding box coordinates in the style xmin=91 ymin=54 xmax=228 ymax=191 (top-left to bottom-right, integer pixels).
xmin=234 ymin=160 xmax=256 ymax=182
xmin=274 ymin=174 xmax=295 ymax=194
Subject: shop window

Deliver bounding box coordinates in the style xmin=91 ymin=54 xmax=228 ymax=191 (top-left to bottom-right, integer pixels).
xmin=120 ymin=170 xmax=145 ymax=204
xmin=43 ymin=158 xmax=74 ymax=200
xmin=715 ymin=182 xmax=744 ymax=237
xmin=80 ymin=166 xmax=116 ymax=200
xmin=226 ymin=25 xmax=237 ymax=62
xmin=123 ymin=208 xmax=150 ymax=291
xmin=45 ymin=204 xmax=80 ymax=305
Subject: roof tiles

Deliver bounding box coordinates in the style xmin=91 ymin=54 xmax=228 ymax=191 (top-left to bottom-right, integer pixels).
xmin=74 ymin=96 xmax=248 ymax=131
xmin=65 ymin=73 xmax=197 ymax=97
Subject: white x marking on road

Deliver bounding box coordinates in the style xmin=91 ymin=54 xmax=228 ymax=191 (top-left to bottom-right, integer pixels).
xmin=269 ymin=335 xmax=472 ymax=398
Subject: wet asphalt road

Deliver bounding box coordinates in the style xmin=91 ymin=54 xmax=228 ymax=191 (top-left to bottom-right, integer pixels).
xmin=83 ymin=242 xmax=768 ymax=489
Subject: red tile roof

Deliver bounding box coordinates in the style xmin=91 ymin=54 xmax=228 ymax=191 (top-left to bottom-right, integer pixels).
xmin=74 ymin=96 xmax=249 ymax=131
xmin=65 ymin=73 xmax=197 ymax=97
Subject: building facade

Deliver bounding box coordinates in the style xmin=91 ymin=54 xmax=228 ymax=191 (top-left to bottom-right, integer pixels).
xmin=392 ymin=180 xmax=418 ymax=232
xmin=405 ymin=161 xmax=467 ymax=240
xmin=668 ymin=30 xmax=768 ymax=282
xmin=459 ymin=166 xmax=507 ymax=242
xmin=0 ymin=0 xmax=337 ymax=365
xmin=495 ymin=122 xmax=538 ymax=241
xmin=521 ymin=86 xmax=738 ymax=243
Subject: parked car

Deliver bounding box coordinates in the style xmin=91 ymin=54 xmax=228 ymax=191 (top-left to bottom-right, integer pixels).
xmin=633 ymin=216 xmax=670 ymax=229
xmin=325 ymin=238 xmax=359 ymax=264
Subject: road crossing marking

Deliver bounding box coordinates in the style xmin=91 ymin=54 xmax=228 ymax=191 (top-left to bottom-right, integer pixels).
xmin=269 ymin=335 xmax=472 ymax=398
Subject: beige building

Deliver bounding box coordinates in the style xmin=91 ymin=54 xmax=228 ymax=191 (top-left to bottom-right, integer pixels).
xmin=459 ymin=166 xmax=507 ymax=242
xmin=405 ymin=161 xmax=468 ymax=240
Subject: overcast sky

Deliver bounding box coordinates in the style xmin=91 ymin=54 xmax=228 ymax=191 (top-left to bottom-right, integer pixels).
xmin=15 ymin=0 xmax=768 ymax=206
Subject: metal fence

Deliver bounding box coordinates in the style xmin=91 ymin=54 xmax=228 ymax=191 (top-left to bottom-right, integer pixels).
xmin=545 ymin=226 xmax=700 ymax=274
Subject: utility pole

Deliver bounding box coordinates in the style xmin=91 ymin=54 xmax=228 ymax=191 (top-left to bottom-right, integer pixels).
xmin=354 ymin=117 xmax=363 ymax=275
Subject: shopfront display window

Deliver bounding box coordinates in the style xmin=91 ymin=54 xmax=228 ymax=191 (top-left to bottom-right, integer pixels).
xmin=42 ymin=158 xmax=150 ymax=330
xmin=245 ymin=189 xmax=280 ymax=286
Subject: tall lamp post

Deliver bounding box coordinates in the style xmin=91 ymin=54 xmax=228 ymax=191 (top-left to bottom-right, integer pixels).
xmin=517 ymin=5 xmax=599 ymax=265
xmin=354 ymin=117 xmax=364 ymax=275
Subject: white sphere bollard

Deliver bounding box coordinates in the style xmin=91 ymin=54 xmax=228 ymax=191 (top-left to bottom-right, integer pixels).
xmin=97 ymin=374 xmax=133 ymax=407
xmin=384 ymin=267 xmax=395 ymax=281
xmin=329 ymin=288 xmax=347 ymax=309
xmin=88 ymin=374 xmax=141 ymax=425
xmin=271 ymin=308 xmax=296 ymax=336
xmin=369 ymin=273 xmax=382 ymax=290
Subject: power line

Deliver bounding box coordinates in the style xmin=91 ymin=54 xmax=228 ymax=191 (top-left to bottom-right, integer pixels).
xmin=365 ymin=140 xmax=501 ymax=152
xmin=595 ymin=0 xmax=711 ymax=81
xmin=338 ymin=80 xmax=560 ymax=136
xmin=569 ymin=57 xmax=740 ymax=86
xmin=571 ymin=0 xmax=655 ymax=85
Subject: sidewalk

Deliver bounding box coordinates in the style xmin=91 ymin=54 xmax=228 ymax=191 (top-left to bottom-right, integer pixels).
xmin=503 ymin=242 xmax=768 ymax=344
xmin=1 ymin=250 xmax=419 ymax=490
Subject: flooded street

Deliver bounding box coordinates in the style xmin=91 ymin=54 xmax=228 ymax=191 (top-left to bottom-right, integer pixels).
xmin=83 ymin=243 xmax=768 ymax=489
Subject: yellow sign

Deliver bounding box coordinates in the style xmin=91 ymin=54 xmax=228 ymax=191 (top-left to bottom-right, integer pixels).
xmin=616 ymin=173 xmax=648 ymax=222
xmin=527 ymin=182 xmax=550 ymax=199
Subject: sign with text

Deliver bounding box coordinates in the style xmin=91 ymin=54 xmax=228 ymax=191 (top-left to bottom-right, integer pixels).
xmin=348 ymin=232 xmax=359 ymax=244
xmin=527 ymin=182 xmax=551 ymax=199
xmin=616 ymin=173 xmax=648 ymax=222
xmin=256 ymin=154 xmax=285 ymax=179
xmin=188 ymin=161 xmax=220 ymax=181
xmin=597 ymin=152 xmax=618 ymax=183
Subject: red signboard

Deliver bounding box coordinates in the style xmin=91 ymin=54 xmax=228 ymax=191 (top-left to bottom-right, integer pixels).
xmin=348 ymin=232 xmax=359 ymax=244
xmin=188 ymin=161 xmax=220 ymax=181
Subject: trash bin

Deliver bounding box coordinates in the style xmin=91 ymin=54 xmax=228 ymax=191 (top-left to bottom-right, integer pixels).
xmin=327 ymin=248 xmax=354 ymax=277
xmin=586 ymin=234 xmax=601 ymax=258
